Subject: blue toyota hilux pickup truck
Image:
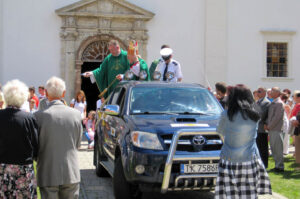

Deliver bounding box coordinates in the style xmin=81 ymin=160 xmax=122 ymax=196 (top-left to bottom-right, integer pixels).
xmin=93 ymin=81 xmax=223 ymax=199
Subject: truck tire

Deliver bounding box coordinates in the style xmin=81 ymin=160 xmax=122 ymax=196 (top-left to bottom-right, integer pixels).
xmin=94 ymin=140 xmax=110 ymax=177
xmin=113 ymin=157 xmax=142 ymax=199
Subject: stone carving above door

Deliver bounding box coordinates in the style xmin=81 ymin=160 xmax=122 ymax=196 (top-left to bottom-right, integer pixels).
xmin=56 ymin=0 xmax=153 ymax=30
xmin=82 ymin=40 xmax=109 ymax=62
xmin=56 ymin=0 xmax=154 ymax=101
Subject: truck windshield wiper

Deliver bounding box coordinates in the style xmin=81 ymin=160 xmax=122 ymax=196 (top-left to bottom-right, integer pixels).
xmin=178 ymin=112 xmax=209 ymax=115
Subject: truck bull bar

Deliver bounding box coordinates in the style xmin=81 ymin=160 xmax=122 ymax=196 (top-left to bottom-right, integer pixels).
xmin=161 ymin=129 xmax=221 ymax=193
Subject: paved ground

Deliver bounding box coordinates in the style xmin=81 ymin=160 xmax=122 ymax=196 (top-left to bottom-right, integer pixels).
xmin=78 ymin=139 xmax=289 ymax=199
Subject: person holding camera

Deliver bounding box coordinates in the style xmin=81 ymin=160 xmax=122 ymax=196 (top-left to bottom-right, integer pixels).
xmin=215 ymin=84 xmax=271 ymax=198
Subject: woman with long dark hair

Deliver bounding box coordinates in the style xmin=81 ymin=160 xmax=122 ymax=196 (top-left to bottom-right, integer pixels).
xmin=215 ymin=84 xmax=272 ymax=198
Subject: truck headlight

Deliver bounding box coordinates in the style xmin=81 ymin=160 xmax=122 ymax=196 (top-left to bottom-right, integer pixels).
xmin=131 ymin=131 xmax=163 ymax=150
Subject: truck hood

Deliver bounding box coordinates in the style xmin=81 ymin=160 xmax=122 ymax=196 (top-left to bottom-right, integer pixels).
xmin=123 ymin=114 xmax=220 ymax=134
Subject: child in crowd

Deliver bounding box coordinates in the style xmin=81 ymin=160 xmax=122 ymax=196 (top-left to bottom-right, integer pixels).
xmin=29 ymin=99 xmax=37 ymax=113
xmin=83 ymin=110 xmax=96 ymax=149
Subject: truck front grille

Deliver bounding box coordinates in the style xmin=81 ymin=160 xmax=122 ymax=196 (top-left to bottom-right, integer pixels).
xmin=161 ymin=134 xmax=222 ymax=152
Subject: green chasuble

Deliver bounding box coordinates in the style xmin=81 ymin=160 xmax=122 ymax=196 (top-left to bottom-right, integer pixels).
xmin=149 ymin=58 xmax=160 ymax=80
xmin=92 ymin=49 xmax=129 ymax=98
xmin=131 ymin=57 xmax=150 ymax=81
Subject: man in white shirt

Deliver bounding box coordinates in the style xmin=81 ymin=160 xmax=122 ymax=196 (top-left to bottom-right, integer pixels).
xmin=155 ymin=48 xmax=183 ymax=82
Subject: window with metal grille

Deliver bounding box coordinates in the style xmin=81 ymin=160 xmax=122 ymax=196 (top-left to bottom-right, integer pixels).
xmin=266 ymin=42 xmax=288 ymax=77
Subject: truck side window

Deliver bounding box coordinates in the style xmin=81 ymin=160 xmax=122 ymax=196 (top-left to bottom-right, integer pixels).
xmin=116 ymin=88 xmax=125 ymax=106
xmin=117 ymin=88 xmax=126 ymax=110
xmin=110 ymin=87 xmax=121 ymax=105
xmin=105 ymin=92 xmax=114 ymax=106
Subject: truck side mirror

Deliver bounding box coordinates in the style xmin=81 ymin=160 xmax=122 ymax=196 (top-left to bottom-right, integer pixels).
xmin=104 ymin=105 xmax=120 ymax=116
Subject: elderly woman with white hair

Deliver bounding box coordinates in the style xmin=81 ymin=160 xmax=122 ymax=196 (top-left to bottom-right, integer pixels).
xmin=0 ymin=79 xmax=38 ymax=198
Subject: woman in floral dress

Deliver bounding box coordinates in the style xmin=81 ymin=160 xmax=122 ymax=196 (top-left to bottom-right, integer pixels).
xmin=0 ymin=79 xmax=38 ymax=198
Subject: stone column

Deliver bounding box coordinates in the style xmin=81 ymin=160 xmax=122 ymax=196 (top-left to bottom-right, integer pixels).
xmin=141 ymin=33 xmax=149 ymax=61
xmin=60 ymin=30 xmax=78 ymax=102
xmin=75 ymin=60 xmax=83 ymax=94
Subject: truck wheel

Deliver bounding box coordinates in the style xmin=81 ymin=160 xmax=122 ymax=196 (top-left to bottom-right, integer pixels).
xmin=95 ymin=140 xmax=110 ymax=177
xmin=113 ymin=157 xmax=142 ymax=199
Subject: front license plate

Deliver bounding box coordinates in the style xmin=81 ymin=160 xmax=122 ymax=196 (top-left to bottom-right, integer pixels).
xmin=180 ymin=163 xmax=218 ymax=174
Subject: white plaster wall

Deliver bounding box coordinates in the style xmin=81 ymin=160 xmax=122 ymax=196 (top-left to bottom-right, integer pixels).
xmin=127 ymin=0 xmax=206 ymax=85
xmin=4 ymin=0 xmax=300 ymax=93
xmin=227 ymin=0 xmax=300 ymax=91
xmin=204 ymin=0 xmax=227 ymax=89
xmin=1 ymin=0 xmax=78 ymax=88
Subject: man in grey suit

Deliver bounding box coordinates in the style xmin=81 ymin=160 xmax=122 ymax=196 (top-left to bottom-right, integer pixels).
xmin=265 ymin=87 xmax=285 ymax=172
xmin=34 ymin=77 xmax=82 ymax=198
xmin=256 ymin=87 xmax=271 ymax=168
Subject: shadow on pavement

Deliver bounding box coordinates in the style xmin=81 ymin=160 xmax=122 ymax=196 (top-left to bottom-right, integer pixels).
xmin=80 ymin=168 xmax=214 ymax=199
xmin=142 ymin=191 xmax=214 ymax=199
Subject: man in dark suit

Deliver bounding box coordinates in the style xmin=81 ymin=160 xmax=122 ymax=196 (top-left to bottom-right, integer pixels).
xmin=255 ymin=87 xmax=271 ymax=168
xmin=34 ymin=77 xmax=82 ymax=199
xmin=265 ymin=87 xmax=285 ymax=172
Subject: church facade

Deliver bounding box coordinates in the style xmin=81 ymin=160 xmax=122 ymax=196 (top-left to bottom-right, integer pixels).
xmin=0 ymin=0 xmax=300 ymax=101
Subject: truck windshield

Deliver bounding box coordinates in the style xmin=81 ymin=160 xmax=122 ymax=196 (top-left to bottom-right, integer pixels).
xmin=129 ymin=87 xmax=222 ymax=115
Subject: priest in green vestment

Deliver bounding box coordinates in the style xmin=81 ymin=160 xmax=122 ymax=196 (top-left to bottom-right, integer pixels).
xmin=92 ymin=50 xmax=129 ymax=98
xmin=84 ymin=40 xmax=150 ymax=98
xmin=84 ymin=40 xmax=130 ymax=98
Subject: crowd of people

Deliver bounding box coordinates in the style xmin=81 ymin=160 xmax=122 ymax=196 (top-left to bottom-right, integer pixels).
xmin=214 ymin=82 xmax=300 ymax=169
xmin=215 ymin=84 xmax=272 ymax=198
xmin=0 ymin=78 xmax=82 ymax=198
xmin=0 ymin=75 xmax=113 ymax=199
xmin=0 ymin=76 xmax=104 ymax=199
xmin=214 ymin=83 xmax=300 ymax=198
xmin=0 ymin=39 xmax=299 ymax=199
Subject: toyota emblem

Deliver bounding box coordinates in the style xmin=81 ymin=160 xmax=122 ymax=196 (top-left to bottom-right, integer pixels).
xmin=192 ymin=135 xmax=206 ymax=146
